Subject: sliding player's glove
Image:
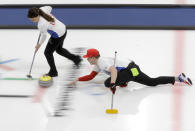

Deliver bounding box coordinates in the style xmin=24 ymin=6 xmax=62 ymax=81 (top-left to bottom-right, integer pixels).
xmin=110 ymin=83 xmax=116 ymax=94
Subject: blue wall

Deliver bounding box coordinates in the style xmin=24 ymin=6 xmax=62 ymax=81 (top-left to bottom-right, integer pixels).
xmin=1 ymin=6 xmax=195 ymax=28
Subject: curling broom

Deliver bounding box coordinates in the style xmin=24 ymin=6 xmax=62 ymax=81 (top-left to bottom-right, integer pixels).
xmin=106 ymin=51 xmax=118 ymax=114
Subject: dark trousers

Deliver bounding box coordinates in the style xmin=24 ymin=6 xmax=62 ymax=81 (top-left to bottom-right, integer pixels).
xmin=44 ymin=31 xmax=77 ymax=73
xmin=104 ymin=62 xmax=175 ymax=87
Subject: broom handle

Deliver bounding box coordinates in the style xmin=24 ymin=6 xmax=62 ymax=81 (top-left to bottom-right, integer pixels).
xmin=111 ymin=94 xmax=114 ymax=109
xmin=28 ymin=33 xmax=41 ymax=76
xmin=111 ymin=51 xmax=117 ymax=109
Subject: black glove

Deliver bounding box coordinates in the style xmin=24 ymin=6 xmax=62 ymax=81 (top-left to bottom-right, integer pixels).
xmin=110 ymin=83 xmax=116 ymax=94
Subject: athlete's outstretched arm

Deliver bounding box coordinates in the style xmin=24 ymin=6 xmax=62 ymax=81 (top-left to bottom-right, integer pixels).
xmin=67 ymin=71 xmax=98 ymax=87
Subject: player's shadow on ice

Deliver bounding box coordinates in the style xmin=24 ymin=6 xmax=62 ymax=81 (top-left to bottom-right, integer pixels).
xmin=115 ymin=83 xmax=176 ymax=115
xmin=77 ymin=81 xmax=178 ymax=115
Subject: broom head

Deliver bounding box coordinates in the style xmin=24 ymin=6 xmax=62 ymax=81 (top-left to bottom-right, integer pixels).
xmin=106 ymin=109 xmax=118 ymax=114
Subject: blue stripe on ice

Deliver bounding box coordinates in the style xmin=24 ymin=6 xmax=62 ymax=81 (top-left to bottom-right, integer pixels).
xmin=47 ymin=30 xmax=59 ymax=38
xmin=0 ymin=59 xmax=19 ymax=64
xmin=91 ymin=92 xmax=107 ymax=96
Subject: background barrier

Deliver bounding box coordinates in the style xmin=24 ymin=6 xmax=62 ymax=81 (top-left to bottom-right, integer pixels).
xmin=1 ymin=4 xmax=195 ymax=29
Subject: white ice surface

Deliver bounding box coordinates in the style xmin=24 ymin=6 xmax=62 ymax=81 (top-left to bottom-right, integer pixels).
xmin=0 ymin=29 xmax=194 ymax=131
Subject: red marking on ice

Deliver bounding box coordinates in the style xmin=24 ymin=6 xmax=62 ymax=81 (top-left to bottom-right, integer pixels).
xmin=174 ymin=82 xmax=186 ymax=87
xmin=176 ymin=0 xmax=185 ymax=4
xmin=0 ymin=65 xmax=14 ymax=70
xmin=172 ymin=30 xmax=185 ymax=131
xmin=32 ymin=86 xmax=47 ymax=103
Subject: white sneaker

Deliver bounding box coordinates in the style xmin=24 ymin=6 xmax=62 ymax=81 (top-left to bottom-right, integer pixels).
xmin=178 ymin=73 xmax=193 ymax=86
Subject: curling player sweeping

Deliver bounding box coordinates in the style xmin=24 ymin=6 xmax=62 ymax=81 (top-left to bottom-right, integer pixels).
xmin=68 ymin=48 xmax=193 ymax=114
xmin=27 ymin=6 xmax=81 ymax=78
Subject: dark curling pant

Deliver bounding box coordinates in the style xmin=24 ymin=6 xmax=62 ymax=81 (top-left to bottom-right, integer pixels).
xmin=104 ymin=62 xmax=175 ymax=87
xmin=44 ymin=31 xmax=77 ymax=73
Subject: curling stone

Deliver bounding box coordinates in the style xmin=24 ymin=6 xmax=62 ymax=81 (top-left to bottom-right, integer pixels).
xmin=39 ymin=75 xmax=53 ymax=87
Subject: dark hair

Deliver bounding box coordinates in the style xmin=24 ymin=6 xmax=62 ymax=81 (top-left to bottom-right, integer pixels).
xmin=27 ymin=7 xmax=54 ymax=22
xmin=95 ymin=55 xmax=100 ymax=59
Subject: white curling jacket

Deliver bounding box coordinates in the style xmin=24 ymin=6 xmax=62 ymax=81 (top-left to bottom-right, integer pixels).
xmin=37 ymin=6 xmax=66 ymax=44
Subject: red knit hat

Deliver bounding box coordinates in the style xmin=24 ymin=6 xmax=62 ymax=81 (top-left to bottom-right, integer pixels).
xmin=83 ymin=48 xmax=99 ymax=58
